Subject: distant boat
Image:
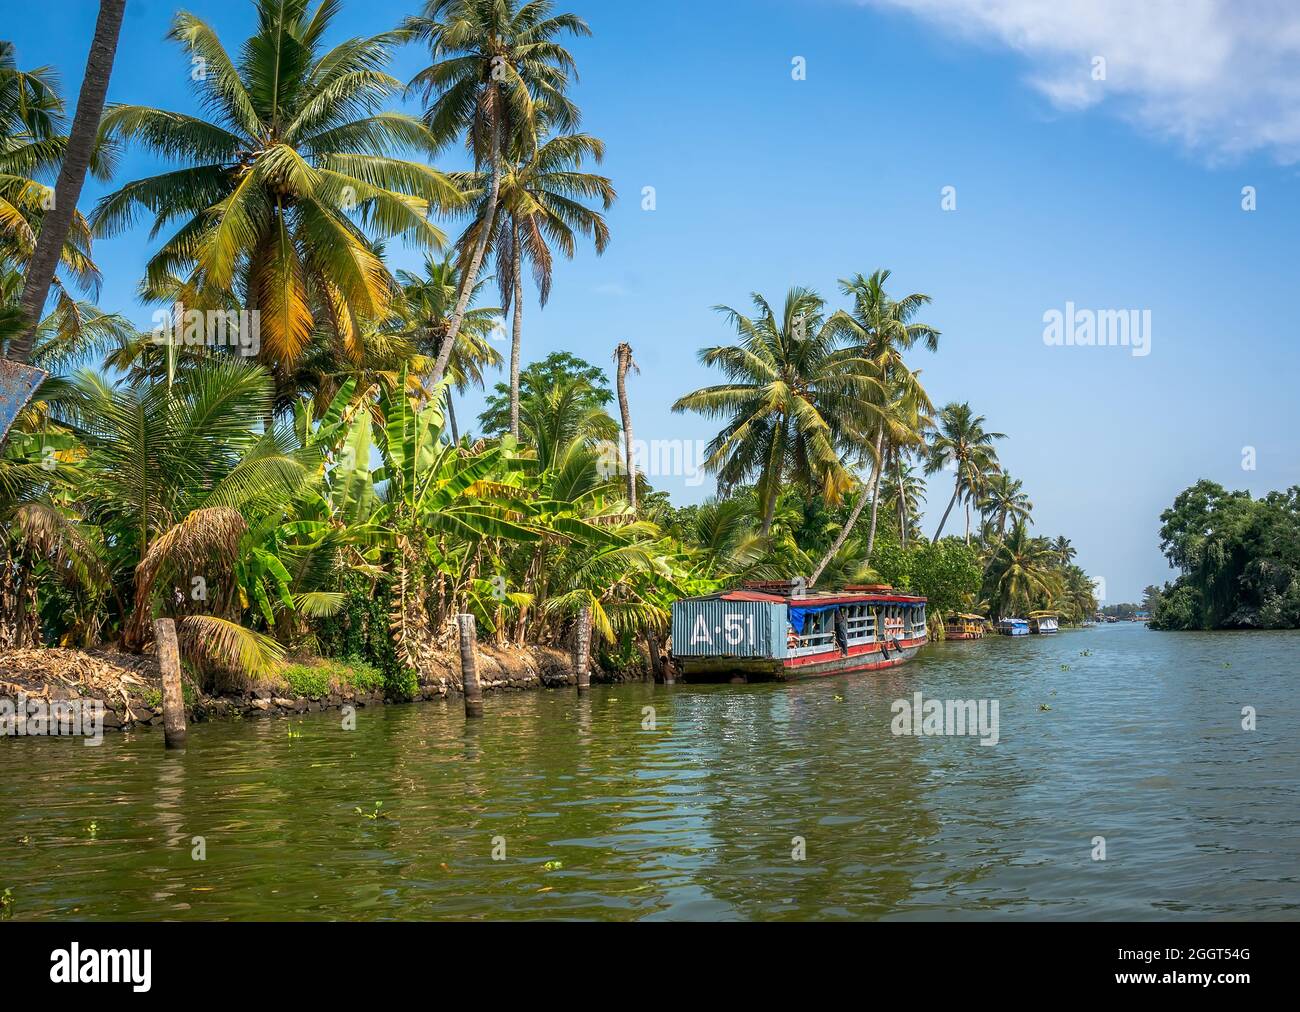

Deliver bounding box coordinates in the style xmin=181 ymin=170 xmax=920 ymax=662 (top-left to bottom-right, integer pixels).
xmin=997 ymin=618 xmax=1030 ymax=636
xmin=670 ymin=582 xmax=929 ymax=682
xmin=945 ymin=613 xmax=986 ymax=640
xmin=1028 ymin=611 xmax=1060 ymax=635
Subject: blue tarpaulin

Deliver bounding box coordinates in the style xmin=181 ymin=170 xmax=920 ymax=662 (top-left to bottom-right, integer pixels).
xmin=787 ymin=603 xmax=841 ymax=633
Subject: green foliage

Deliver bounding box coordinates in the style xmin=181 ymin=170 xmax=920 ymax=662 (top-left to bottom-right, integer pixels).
xmin=1152 ymin=481 xmax=1300 ymax=630
xmin=280 ymin=656 xmax=387 ymax=699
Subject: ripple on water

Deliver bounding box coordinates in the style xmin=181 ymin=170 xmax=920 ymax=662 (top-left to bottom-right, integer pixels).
xmin=1 ymin=625 xmax=1298 ymax=919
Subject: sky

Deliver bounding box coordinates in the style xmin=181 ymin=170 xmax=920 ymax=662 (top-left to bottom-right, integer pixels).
xmin=5 ymin=0 xmax=1300 ymax=603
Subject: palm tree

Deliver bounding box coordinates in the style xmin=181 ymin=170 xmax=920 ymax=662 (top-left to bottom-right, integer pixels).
xmin=987 ymin=521 xmax=1061 ymax=617
xmin=10 ymin=0 xmax=126 ymax=365
xmin=979 ymin=472 xmax=1032 ymax=538
xmin=390 ymin=255 xmax=502 ymax=441
xmin=90 ymin=0 xmax=459 ymax=379
xmin=57 ymin=358 xmax=312 ymax=672
xmin=1051 ymin=535 xmax=1077 ymax=567
xmin=613 ymin=342 xmax=638 ymax=511
xmin=926 ymin=402 xmax=1004 ymax=541
xmin=404 ymin=0 xmax=590 ymax=390
xmin=880 ymin=458 xmax=926 ymax=547
xmin=673 ymin=288 xmax=882 ymax=541
xmin=454 ymin=129 xmax=613 ymax=437
xmin=810 ymin=271 xmax=935 ymax=580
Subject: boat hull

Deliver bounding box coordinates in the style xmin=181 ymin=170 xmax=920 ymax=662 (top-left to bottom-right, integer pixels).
xmin=944 ymin=631 xmax=983 ymax=640
xmin=680 ymin=635 xmax=926 ymax=682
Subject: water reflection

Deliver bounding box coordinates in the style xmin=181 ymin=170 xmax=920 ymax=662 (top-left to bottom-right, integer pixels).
xmin=1 ymin=625 xmax=1297 ymax=920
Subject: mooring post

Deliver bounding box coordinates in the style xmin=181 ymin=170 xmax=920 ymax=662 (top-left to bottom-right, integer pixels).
xmin=154 ymin=618 xmax=187 ymax=749
xmin=458 ymin=613 xmax=483 ymax=718
xmin=574 ymin=606 xmax=592 ymax=693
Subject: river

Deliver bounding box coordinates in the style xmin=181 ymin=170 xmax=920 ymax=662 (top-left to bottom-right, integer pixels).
xmin=2 ymin=623 xmax=1297 ymax=920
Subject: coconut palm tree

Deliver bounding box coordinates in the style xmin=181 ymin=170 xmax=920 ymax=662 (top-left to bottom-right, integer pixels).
xmin=809 ymin=271 xmax=936 ymax=581
xmin=880 ymin=457 xmax=926 ymax=547
xmin=56 ymin=357 xmax=315 ymax=672
xmin=1051 ymin=535 xmax=1077 ymax=567
xmin=673 ymin=287 xmax=882 ymax=541
xmin=453 ymin=129 xmax=613 ymax=437
xmin=987 ymin=521 xmax=1060 ymax=618
xmin=0 ymin=45 xmax=111 ymax=365
xmin=10 ymin=0 xmax=126 ymax=365
xmin=926 ymin=402 xmax=1004 ymax=541
xmin=390 ymin=255 xmax=502 ymax=442
xmin=979 ymin=472 xmax=1032 ymax=538
xmin=403 ymin=0 xmax=590 ymax=390
xmin=613 ymin=341 xmax=638 ymax=510
xmin=90 ymin=0 xmax=460 ymax=380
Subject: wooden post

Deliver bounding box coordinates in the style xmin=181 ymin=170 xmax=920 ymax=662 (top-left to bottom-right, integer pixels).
xmin=154 ymin=618 xmax=186 ymax=749
xmin=574 ymin=606 xmax=592 ymax=693
xmin=458 ymin=613 xmax=483 ymax=718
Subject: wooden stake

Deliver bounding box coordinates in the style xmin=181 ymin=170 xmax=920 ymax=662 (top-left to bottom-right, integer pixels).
xmin=154 ymin=618 xmax=186 ymax=749
xmin=458 ymin=613 xmax=483 ymax=718
xmin=574 ymin=607 xmax=592 ymax=693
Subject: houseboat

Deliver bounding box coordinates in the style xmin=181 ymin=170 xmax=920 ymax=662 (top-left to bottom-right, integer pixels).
xmin=669 ymin=582 xmax=928 ymax=682
xmin=1028 ymin=611 xmax=1059 ymax=634
xmin=997 ymin=617 xmax=1029 ymax=636
xmin=944 ymin=613 xmax=986 ymax=640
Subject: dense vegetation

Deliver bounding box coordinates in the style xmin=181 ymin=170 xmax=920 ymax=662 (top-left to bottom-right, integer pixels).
xmin=1150 ymin=480 xmax=1300 ymax=630
xmin=0 ymin=0 xmax=1098 ymax=696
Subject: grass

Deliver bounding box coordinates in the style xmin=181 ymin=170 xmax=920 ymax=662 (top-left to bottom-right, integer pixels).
xmin=279 ymin=657 xmax=387 ymax=699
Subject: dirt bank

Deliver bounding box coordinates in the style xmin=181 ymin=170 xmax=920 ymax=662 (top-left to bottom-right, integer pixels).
xmin=0 ymin=645 xmax=649 ymax=735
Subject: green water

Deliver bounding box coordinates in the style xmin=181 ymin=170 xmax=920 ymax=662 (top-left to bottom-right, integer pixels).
xmin=2 ymin=623 xmax=1297 ymax=920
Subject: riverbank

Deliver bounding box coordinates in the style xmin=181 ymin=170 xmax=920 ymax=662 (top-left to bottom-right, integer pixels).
xmin=0 ymin=645 xmax=651 ymax=735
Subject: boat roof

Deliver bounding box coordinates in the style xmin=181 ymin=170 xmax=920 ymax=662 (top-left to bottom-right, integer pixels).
xmin=1028 ymin=610 xmax=1058 ymax=617
xmin=690 ymin=588 xmax=928 ymax=606
xmin=952 ymin=613 xmax=986 ymax=621
xmin=1000 ymin=616 xmax=1029 ymax=623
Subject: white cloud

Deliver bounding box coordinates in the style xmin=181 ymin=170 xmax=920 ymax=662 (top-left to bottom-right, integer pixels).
xmin=862 ymin=0 xmax=1300 ymax=163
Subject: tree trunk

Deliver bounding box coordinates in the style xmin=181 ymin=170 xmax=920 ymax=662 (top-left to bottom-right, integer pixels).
xmin=896 ymin=455 xmax=908 ymax=548
xmin=863 ymin=430 xmax=886 ymax=561
xmin=573 ymin=606 xmax=592 ymax=692
xmin=429 ymin=117 xmax=501 ymax=388
xmin=809 ymin=478 xmax=869 ymax=588
xmin=615 ymin=343 xmax=636 ymax=511
xmin=155 ymin=618 xmax=187 ymax=749
xmin=933 ymin=476 xmax=961 ymax=541
xmin=509 ymin=224 xmax=523 ymax=440
xmin=457 ymin=613 xmax=483 ymax=718
xmin=10 ymin=0 xmax=126 ymax=364
xmin=446 ymin=388 xmax=459 ymax=444
xmin=965 ymin=498 xmax=971 ymax=545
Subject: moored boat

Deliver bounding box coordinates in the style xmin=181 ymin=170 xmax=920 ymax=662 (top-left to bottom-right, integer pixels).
xmin=1028 ymin=610 xmax=1059 ymax=634
xmin=669 ymin=582 xmax=928 ymax=682
xmin=997 ymin=617 xmax=1029 ymax=636
xmin=944 ymin=613 xmax=986 ymax=640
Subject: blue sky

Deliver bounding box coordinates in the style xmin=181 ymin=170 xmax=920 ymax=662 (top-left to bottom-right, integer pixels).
xmin=7 ymin=0 xmax=1300 ymax=602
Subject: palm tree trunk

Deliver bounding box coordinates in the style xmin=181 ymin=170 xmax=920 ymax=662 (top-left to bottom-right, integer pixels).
xmin=809 ymin=475 xmax=869 ymax=588
xmin=933 ymin=476 xmax=961 ymax=541
xmin=429 ymin=119 xmax=501 ymax=388
xmin=811 ymin=428 xmax=885 ymax=585
xmin=615 ymin=343 xmax=636 ymax=512
xmin=446 ymin=388 xmax=460 ymax=444
xmin=508 ymin=223 xmax=523 ymax=440
xmin=965 ymin=499 xmax=971 ymax=545
xmin=10 ymin=0 xmax=126 ymax=364
xmin=896 ymin=455 xmax=907 ymax=548
xmin=863 ymin=430 xmax=886 ymax=560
